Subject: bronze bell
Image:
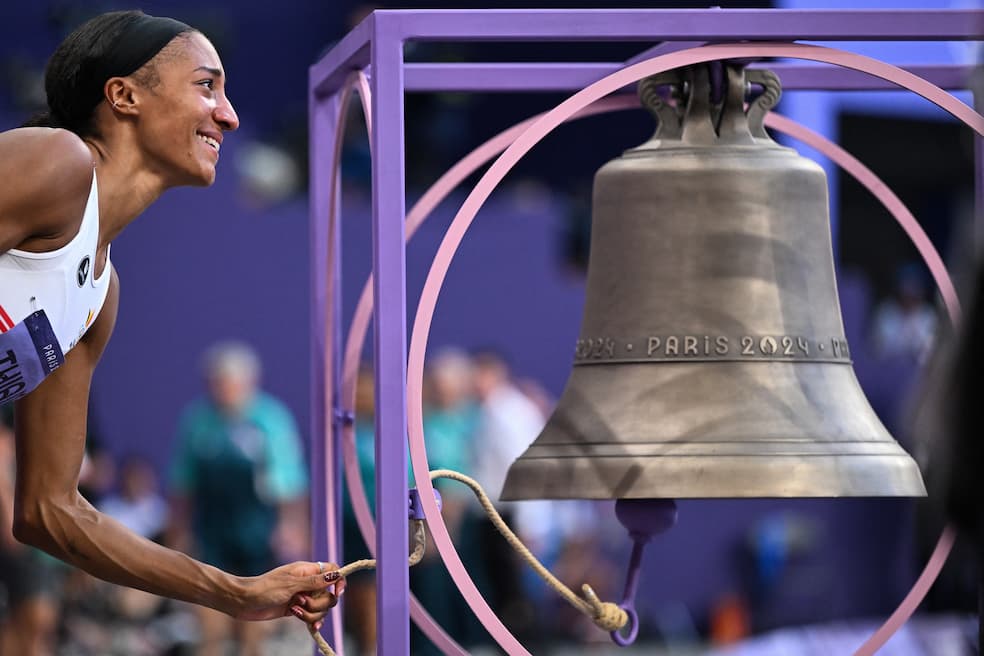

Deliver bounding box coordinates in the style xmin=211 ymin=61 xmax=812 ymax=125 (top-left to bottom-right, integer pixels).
xmin=501 ymin=64 xmax=926 ymax=500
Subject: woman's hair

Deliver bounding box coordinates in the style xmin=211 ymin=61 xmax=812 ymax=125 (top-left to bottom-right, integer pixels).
xmin=23 ymin=10 xmax=194 ymax=135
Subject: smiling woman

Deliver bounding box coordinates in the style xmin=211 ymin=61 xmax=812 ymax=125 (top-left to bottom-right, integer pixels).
xmin=0 ymin=9 xmax=342 ymax=633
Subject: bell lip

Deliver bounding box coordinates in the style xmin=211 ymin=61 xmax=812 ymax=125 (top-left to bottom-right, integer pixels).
xmin=499 ymin=455 xmax=927 ymax=501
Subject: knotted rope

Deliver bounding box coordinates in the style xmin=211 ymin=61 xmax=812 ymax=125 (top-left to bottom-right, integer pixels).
xmin=310 ymin=470 xmax=627 ymax=654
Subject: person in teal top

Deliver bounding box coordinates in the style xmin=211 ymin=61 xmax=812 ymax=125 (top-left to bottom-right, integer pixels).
xmin=168 ymin=341 xmax=309 ymax=656
xmin=342 ymin=351 xmax=483 ymax=654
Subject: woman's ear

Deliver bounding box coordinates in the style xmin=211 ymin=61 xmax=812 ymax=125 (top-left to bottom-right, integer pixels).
xmin=105 ymin=77 xmax=140 ymax=116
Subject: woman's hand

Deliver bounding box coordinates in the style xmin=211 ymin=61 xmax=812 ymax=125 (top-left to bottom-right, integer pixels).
xmin=236 ymin=561 xmax=345 ymax=626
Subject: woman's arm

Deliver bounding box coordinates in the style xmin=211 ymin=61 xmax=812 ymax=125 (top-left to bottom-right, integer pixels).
xmin=0 ymin=426 xmax=21 ymax=551
xmin=11 ymin=270 xmax=340 ymax=621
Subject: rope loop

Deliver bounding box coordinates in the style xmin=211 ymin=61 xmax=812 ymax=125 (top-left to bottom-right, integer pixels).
xmin=581 ymin=584 xmax=628 ymax=631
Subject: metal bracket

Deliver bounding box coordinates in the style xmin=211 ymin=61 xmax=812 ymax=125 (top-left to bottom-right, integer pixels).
xmin=408 ymin=487 xmax=442 ymax=520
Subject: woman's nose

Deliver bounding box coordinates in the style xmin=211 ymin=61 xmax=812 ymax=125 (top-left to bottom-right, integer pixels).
xmin=215 ymin=97 xmax=239 ymax=131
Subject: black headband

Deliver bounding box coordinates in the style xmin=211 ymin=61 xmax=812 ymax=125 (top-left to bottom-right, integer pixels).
xmin=76 ymin=14 xmax=192 ymax=120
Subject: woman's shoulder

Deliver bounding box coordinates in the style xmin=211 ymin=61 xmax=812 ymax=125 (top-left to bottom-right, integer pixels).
xmin=0 ymin=127 xmax=94 ymax=250
xmin=1 ymin=126 xmax=93 ymax=181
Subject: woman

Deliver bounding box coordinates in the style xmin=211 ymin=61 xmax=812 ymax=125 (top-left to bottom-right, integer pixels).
xmin=0 ymin=10 xmax=341 ymax=631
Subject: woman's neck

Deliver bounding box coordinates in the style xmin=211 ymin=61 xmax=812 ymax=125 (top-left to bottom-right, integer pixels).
xmin=85 ymin=137 xmax=167 ymax=247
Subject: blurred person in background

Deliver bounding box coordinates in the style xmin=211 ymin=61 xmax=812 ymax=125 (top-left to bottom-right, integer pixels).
xmin=412 ymin=348 xmax=485 ymax=653
xmin=342 ymin=352 xmax=485 ymax=654
xmin=168 ymin=341 xmax=311 ymax=656
xmin=871 ymin=263 xmax=938 ymax=362
xmin=100 ymin=455 xmax=168 ymax=543
xmin=58 ymin=454 xmax=177 ymax=654
xmin=467 ymin=350 xmax=552 ymax=639
xmin=931 ymin=255 xmax=984 ymax=611
xmin=340 ymin=364 xmax=378 ymax=656
xmin=0 ymin=407 xmax=63 ymax=656
xmin=421 ymin=347 xmax=480 ymax=517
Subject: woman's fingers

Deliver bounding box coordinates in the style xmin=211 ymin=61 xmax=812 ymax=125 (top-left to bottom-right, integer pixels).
xmin=289 ymin=589 xmax=340 ymax=627
xmin=285 ymin=561 xmax=346 ymax=627
xmin=290 ymin=562 xmax=342 ymax=594
xmin=289 ymin=596 xmax=334 ymax=624
xmin=296 ymin=591 xmax=339 ymax=614
xmin=332 ymin=573 xmax=346 ymax=597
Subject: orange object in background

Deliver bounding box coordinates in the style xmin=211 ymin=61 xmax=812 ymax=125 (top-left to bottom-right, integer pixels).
xmin=709 ymin=593 xmax=751 ymax=645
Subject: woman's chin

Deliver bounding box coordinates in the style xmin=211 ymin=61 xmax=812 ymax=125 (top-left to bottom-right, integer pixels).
xmin=189 ymin=167 xmax=217 ymax=187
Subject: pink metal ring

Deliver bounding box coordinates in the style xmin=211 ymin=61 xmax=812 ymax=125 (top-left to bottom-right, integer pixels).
xmin=402 ymin=43 xmax=980 ymax=655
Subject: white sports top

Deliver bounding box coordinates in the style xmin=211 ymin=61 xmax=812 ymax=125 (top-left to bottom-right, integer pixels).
xmin=0 ymin=170 xmax=111 ymax=403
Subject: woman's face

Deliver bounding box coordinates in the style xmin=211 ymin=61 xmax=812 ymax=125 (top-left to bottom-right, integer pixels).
xmin=136 ymin=32 xmax=239 ymax=187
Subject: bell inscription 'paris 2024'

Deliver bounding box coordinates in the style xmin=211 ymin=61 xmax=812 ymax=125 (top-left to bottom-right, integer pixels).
xmin=501 ymin=64 xmax=926 ymax=500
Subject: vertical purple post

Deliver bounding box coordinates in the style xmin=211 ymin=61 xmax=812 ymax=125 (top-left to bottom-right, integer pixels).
xmin=309 ymin=84 xmax=345 ymax=650
xmin=972 ymin=124 xmax=984 ymax=656
xmin=326 ymin=93 xmax=346 ymax=651
xmin=370 ymin=13 xmax=411 ymax=655
xmin=974 ymin=78 xmax=984 ymax=251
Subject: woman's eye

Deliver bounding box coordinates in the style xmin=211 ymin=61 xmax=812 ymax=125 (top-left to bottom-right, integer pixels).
xmin=198 ymin=79 xmax=215 ymax=90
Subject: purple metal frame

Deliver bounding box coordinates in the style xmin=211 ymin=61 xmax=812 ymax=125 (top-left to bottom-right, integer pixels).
xmin=309 ymin=9 xmax=984 ymax=655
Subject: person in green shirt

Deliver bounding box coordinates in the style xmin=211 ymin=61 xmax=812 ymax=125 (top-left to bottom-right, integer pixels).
xmin=169 ymin=341 xmax=314 ymax=656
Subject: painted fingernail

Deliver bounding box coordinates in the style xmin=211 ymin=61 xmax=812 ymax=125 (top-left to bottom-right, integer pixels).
xmin=297 ymin=594 xmax=308 ymax=605
xmin=314 ymin=621 xmax=323 ymax=631
xmin=324 ymin=571 xmax=339 ymax=582
xmin=292 ymin=606 xmax=304 ymax=618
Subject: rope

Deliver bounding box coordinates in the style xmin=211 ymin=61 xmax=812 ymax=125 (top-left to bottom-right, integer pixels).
xmin=429 ymin=469 xmax=628 ymax=633
xmin=309 ymin=519 xmax=427 ymax=655
xmin=309 ymin=470 xmax=628 ymax=654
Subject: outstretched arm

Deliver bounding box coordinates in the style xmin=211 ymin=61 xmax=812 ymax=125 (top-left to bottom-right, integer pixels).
xmin=11 ymin=270 xmax=340 ymax=622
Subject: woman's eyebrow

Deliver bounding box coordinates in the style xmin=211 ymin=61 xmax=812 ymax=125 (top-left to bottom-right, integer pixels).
xmin=194 ymin=66 xmax=223 ymax=78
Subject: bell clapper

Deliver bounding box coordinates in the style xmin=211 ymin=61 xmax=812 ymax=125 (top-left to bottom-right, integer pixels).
xmin=610 ymin=499 xmax=679 ymax=646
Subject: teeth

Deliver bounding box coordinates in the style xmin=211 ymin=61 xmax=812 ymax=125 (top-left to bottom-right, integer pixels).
xmin=197 ymin=133 xmax=220 ymax=152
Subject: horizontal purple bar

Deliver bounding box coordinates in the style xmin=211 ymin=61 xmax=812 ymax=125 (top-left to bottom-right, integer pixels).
xmin=310 ymin=13 xmax=373 ymax=98
xmin=310 ymin=9 xmax=983 ymax=96
xmin=626 ymin=41 xmax=708 ymax=66
xmin=403 ymin=62 xmax=976 ymax=93
xmin=405 ymin=63 xmax=616 ymax=92
xmin=381 ymin=9 xmax=983 ymax=42
xmin=765 ymin=63 xmax=974 ymax=91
